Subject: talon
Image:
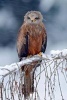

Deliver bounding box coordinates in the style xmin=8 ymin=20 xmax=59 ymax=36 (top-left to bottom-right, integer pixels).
xmin=38 ymin=52 xmax=42 ymax=56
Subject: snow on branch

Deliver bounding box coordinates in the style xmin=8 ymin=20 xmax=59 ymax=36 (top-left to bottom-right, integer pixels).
xmin=0 ymin=49 xmax=67 ymax=100
xmin=50 ymin=49 xmax=67 ymax=58
xmin=0 ymin=55 xmax=42 ymax=78
xmin=0 ymin=49 xmax=67 ymax=80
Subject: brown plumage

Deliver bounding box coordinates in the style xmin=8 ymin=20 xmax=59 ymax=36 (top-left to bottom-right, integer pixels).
xmin=17 ymin=11 xmax=47 ymax=99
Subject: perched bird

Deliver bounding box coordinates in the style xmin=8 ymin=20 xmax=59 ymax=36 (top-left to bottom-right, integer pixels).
xmin=17 ymin=11 xmax=47 ymax=99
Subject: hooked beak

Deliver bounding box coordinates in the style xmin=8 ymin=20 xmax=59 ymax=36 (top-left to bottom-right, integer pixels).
xmin=31 ymin=18 xmax=36 ymax=22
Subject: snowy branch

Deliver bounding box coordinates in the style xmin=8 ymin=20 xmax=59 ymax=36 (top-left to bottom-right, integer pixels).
xmin=0 ymin=49 xmax=67 ymax=80
xmin=0 ymin=49 xmax=67 ymax=100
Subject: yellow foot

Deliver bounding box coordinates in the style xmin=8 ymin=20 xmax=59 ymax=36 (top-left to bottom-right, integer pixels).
xmin=38 ymin=52 xmax=42 ymax=56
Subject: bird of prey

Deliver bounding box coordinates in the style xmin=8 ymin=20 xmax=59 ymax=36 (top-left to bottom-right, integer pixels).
xmin=17 ymin=11 xmax=47 ymax=99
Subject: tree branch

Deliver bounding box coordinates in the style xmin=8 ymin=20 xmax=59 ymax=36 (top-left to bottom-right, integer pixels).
xmin=0 ymin=49 xmax=67 ymax=80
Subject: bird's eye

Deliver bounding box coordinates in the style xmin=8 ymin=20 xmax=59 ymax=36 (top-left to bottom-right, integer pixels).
xmin=35 ymin=17 xmax=39 ymax=20
xmin=27 ymin=17 xmax=30 ymax=19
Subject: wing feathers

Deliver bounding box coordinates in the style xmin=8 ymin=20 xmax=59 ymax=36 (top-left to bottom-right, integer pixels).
xmin=41 ymin=29 xmax=47 ymax=53
xmin=17 ymin=26 xmax=28 ymax=61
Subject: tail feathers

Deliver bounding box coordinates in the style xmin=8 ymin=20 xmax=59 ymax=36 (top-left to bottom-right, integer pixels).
xmin=22 ymin=61 xmax=41 ymax=99
xmin=22 ymin=67 xmax=34 ymax=99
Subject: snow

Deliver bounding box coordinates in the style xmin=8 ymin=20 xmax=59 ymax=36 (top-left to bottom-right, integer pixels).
xmin=0 ymin=49 xmax=67 ymax=100
xmin=0 ymin=49 xmax=67 ymax=78
xmin=50 ymin=49 xmax=67 ymax=58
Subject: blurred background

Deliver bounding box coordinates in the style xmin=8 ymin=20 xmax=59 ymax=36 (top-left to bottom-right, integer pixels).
xmin=0 ymin=0 xmax=67 ymax=65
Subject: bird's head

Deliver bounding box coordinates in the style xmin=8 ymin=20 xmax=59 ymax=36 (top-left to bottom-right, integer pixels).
xmin=24 ymin=11 xmax=43 ymax=24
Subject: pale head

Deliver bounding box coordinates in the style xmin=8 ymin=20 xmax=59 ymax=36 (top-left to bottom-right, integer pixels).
xmin=24 ymin=11 xmax=43 ymax=24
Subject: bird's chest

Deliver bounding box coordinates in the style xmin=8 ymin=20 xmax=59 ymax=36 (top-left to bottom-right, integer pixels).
xmin=28 ymin=33 xmax=42 ymax=55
